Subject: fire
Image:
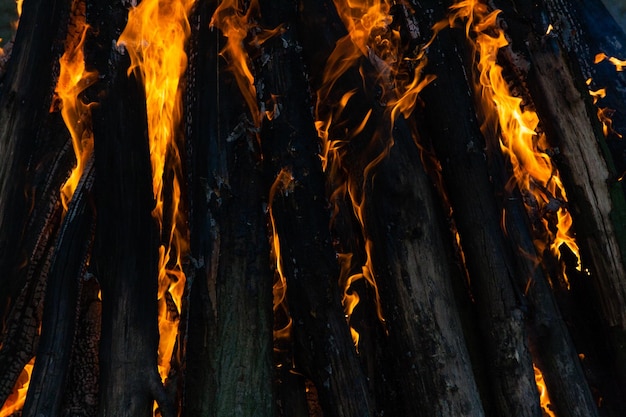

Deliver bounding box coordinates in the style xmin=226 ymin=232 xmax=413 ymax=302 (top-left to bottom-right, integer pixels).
xmin=442 ymin=0 xmax=580 ymax=284
xmin=315 ymin=0 xmax=433 ymax=345
xmin=117 ymin=0 xmax=194 ymax=385
xmin=56 ymin=4 xmax=97 ymax=212
xmin=0 ymin=357 xmax=34 ymax=417
xmin=268 ymin=169 xmax=295 ymax=344
xmin=533 ymin=363 xmax=557 ymax=417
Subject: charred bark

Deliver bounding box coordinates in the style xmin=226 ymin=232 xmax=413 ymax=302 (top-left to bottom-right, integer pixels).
xmin=22 ymin=161 xmax=95 ymax=417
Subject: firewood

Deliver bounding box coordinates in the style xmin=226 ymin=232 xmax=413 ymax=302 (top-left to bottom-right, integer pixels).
xmin=183 ymin=1 xmax=274 ymax=416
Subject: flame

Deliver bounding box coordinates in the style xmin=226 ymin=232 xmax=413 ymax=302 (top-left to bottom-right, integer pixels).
xmin=595 ymin=52 xmax=626 ymax=72
xmin=442 ymin=0 xmax=580 ymax=284
xmin=268 ymin=169 xmax=295 ymax=344
xmin=314 ymin=0 xmax=433 ymax=345
xmin=56 ymin=4 xmax=97 ymax=212
xmin=210 ymin=0 xmax=281 ymax=127
xmin=117 ymin=0 xmax=194 ymax=385
xmin=0 ymin=357 xmax=35 ymax=417
xmin=533 ymin=363 xmax=557 ymax=417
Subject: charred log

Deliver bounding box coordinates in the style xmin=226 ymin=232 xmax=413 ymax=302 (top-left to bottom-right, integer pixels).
xmin=183 ymin=0 xmax=274 ymax=415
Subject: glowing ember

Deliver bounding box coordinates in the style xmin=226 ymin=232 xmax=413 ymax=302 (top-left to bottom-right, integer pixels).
xmin=533 ymin=363 xmax=557 ymax=417
xmin=0 ymin=357 xmax=35 ymax=417
xmin=441 ymin=0 xmax=580 ymax=285
xmin=117 ymin=0 xmax=194 ymax=386
xmin=56 ymin=4 xmax=97 ymax=212
xmin=269 ymin=169 xmax=294 ymax=343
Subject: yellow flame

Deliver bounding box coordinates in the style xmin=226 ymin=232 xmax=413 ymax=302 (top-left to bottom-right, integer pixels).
xmin=117 ymin=0 xmax=194 ymax=385
xmin=268 ymin=169 xmax=295 ymax=344
xmin=56 ymin=7 xmax=97 ymax=212
xmin=533 ymin=363 xmax=557 ymax=417
xmin=443 ymin=0 xmax=580 ymax=284
xmin=0 ymin=357 xmax=35 ymax=417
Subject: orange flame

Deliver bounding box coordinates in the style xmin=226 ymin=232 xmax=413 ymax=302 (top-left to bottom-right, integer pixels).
xmin=0 ymin=357 xmax=35 ymax=417
xmin=117 ymin=0 xmax=194 ymax=386
xmin=210 ymin=0 xmax=281 ymax=127
xmin=268 ymin=169 xmax=295 ymax=344
xmin=533 ymin=363 xmax=557 ymax=417
xmin=595 ymin=52 xmax=626 ymax=72
xmin=56 ymin=9 xmax=97 ymax=212
xmin=443 ymin=0 xmax=580 ymax=285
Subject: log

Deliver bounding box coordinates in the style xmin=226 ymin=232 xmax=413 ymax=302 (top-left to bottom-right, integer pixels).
xmin=494 ymin=0 xmax=626 ymax=410
xmin=183 ymin=1 xmax=274 ymax=416
xmin=0 ymin=6 xmax=77 ymax=381
xmin=87 ymin=0 xmax=167 ymax=411
xmin=0 ymin=0 xmax=70 ymax=309
xmin=255 ymin=1 xmax=375 ymax=415
xmin=22 ymin=159 xmax=95 ymax=417
xmin=413 ymin=7 xmax=541 ymax=416
xmin=297 ymin=1 xmax=484 ymax=415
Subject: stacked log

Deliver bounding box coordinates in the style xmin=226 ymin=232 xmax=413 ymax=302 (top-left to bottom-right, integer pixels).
xmin=0 ymin=0 xmax=625 ymax=416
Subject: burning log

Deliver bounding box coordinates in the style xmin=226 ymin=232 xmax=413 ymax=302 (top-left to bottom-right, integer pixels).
xmin=253 ymin=1 xmax=376 ymax=415
xmin=183 ymin=0 xmax=274 ymax=415
xmin=414 ymin=7 xmax=541 ymax=417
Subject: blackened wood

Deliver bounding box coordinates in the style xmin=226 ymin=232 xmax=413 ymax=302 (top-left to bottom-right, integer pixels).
xmin=256 ymin=1 xmax=375 ymax=416
xmin=61 ymin=276 xmax=101 ymax=417
xmin=92 ymin=65 xmax=164 ymax=417
xmin=22 ymin=160 xmax=95 ymax=417
xmin=414 ymin=10 xmax=541 ymax=416
xmin=86 ymin=0 xmax=166 ymax=409
xmin=184 ymin=1 xmax=274 ymax=416
xmin=0 ymin=0 xmax=70 ymax=311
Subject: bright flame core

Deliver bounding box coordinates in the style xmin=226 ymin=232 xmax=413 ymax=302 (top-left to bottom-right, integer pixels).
xmin=441 ymin=0 xmax=580 ymax=285
xmin=0 ymin=357 xmax=35 ymax=417
xmin=118 ymin=0 xmax=194 ymax=384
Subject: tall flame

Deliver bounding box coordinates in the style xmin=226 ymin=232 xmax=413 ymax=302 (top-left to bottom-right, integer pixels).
xmin=316 ymin=0 xmax=433 ymax=345
xmin=0 ymin=357 xmax=35 ymax=417
xmin=441 ymin=0 xmax=580 ymax=285
xmin=533 ymin=363 xmax=557 ymax=417
xmin=117 ymin=0 xmax=194 ymax=384
xmin=56 ymin=4 xmax=97 ymax=212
